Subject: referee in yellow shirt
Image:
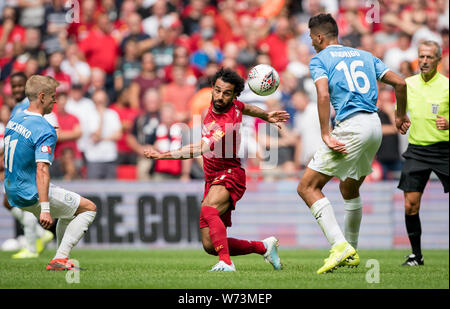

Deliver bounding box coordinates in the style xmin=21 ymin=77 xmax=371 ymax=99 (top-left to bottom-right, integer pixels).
xmin=395 ymin=40 xmax=449 ymax=266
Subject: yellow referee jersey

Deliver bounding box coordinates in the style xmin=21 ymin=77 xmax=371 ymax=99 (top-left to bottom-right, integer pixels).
xmin=405 ymin=72 xmax=449 ymax=146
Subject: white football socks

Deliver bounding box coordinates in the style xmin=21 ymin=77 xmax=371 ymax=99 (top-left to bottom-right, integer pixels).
xmin=310 ymin=197 xmax=346 ymax=247
xmin=54 ymin=211 xmax=96 ymax=259
xmin=344 ymin=196 xmax=362 ymax=249
xmin=56 ymin=218 xmax=72 ymax=248
xmin=10 ymin=207 xmax=46 ymax=253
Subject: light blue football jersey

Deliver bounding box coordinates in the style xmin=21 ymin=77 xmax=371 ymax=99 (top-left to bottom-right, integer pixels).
xmin=309 ymin=45 xmax=390 ymax=122
xmin=3 ymin=110 xmax=57 ymax=207
xmin=10 ymin=97 xmax=30 ymax=118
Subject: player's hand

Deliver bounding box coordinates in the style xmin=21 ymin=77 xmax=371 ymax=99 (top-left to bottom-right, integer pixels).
xmin=143 ymin=147 xmax=162 ymax=159
xmin=436 ymin=115 xmax=449 ymax=130
xmin=395 ymin=115 xmax=411 ymax=135
xmin=323 ymin=134 xmax=347 ymax=154
xmin=40 ymin=212 xmax=53 ymax=230
xmin=267 ymin=111 xmax=290 ymax=129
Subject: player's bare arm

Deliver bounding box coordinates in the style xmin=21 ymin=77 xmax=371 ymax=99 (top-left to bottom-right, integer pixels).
xmin=315 ymin=78 xmax=347 ymax=153
xmin=144 ymin=139 xmax=211 ymax=160
xmin=380 ymin=71 xmax=409 ymax=135
xmin=242 ymin=103 xmax=290 ymax=129
xmin=36 ymin=162 xmax=52 ymax=229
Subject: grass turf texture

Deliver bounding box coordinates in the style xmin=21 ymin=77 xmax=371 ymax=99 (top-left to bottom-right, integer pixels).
xmin=0 ymin=249 xmax=448 ymax=289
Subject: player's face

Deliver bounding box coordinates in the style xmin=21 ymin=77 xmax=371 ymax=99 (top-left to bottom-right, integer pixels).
xmin=41 ymin=90 xmax=57 ymax=115
xmin=212 ymin=78 xmax=235 ymax=112
xmin=309 ymin=29 xmax=323 ymax=53
xmin=10 ymin=77 xmax=26 ymax=103
xmin=418 ymin=45 xmax=440 ymax=74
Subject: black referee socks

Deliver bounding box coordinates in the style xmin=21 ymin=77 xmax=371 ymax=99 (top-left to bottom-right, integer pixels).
xmin=405 ymin=213 xmax=422 ymax=258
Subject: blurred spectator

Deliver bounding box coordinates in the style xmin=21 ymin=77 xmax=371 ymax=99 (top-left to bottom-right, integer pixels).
xmin=85 ymin=67 xmax=110 ymax=101
xmin=142 ymin=0 xmax=177 ymax=39
xmin=78 ymin=13 xmax=119 ymax=76
xmin=257 ymin=98 xmax=298 ymax=179
xmin=182 ymin=0 xmax=216 ymax=36
xmin=376 ymin=88 xmax=403 ymax=180
xmin=163 ymin=44 xmax=199 ymax=85
xmin=84 ymin=89 xmax=122 ymax=179
xmin=190 ymin=31 xmax=223 ymax=71
xmin=18 ymin=0 xmax=46 ymax=29
xmin=0 ymin=6 xmax=26 ymax=68
xmin=109 ymin=88 xmax=140 ymax=165
xmin=42 ymin=0 xmax=68 ymax=54
xmin=148 ymin=25 xmax=177 ymax=70
xmin=18 ymin=27 xmax=48 ymax=72
xmin=114 ymin=38 xmax=142 ymax=92
xmin=161 ymin=64 xmax=196 ymax=123
xmin=121 ymin=12 xmax=151 ymax=53
xmin=187 ymin=14 xmax=220 ymax=53
xmin=258 ymin=16 xmax=293 ymax=73
xmin=287 ymin=41 xmax=311 ymax=80
xmin=60 ymin=41 xmax=92 ymax=87
xmin=127 ymin=88 xmax=161 ymax=180
xmin=42 ymin=50 xmax=72 ymax=93
xmin=129 ymin=52 xmax=164 ymax=110
xmin=67 ymin=0 xmax=97 ymax=42
xmin=152 ymin=103 xmax=190 ymax=180
xmin=65 ymin=84 xmax=96 ymax=156
xmin=399 ymin=60 xmax=415 ymax=78
xmin=337 ymin=0 xmax=370 ymax=47
xmin=52 ymin=91 xmax=82 ymax=180
xmin=196 ymin=59 xmax=219 ymax=90
xmin=291 ymin=90 xmax=322 ymax=169
xmin=383 ymin=32 xmax=417 ymax=75
xmin=236 ymin=28 xmax=260 ymax=69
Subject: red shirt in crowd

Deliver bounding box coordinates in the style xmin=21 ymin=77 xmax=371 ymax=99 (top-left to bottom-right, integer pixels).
xmin=78 ymin=27 xmax=119 ymax=74
xmin=42 ymin=68 xmax=72 ymax=94
xmin=109 ymin=103 xmax=140 ymax=154
xmin=0 ymin=24 xmax=26 ymax=67
xmin=54 ymin=112 xmax=82 ymax=160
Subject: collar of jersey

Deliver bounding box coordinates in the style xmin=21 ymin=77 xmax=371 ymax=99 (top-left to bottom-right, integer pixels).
xmin=24 ymin=110 xmax=43 ymax=117
xmin=419 ymin=71 xmax=440 ymax=84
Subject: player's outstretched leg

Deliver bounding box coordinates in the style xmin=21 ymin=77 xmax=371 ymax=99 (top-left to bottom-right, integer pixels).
xmin=47 ymin=197 xmax=96 ymax=271
xmin=226 ymin=236 xmax=282 ymax=270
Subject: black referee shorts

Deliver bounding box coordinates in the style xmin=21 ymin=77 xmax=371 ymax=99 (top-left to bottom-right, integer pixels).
xmin=398 ymin=142 xmax=449 ymax=193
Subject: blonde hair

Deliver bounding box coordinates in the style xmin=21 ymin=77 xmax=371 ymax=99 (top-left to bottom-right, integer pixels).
xmin=25 ymin=75 xmax=59 ymax=101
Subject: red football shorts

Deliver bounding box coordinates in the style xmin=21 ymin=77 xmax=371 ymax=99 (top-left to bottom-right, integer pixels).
xmin=199 ymin=167 xmax=246 ymax=229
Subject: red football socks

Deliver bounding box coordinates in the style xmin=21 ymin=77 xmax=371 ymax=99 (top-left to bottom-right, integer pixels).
xmin=227 ymin=238 xmax=266 ymax=256
xmin=201 ymin=206 xmax=232 ymax=265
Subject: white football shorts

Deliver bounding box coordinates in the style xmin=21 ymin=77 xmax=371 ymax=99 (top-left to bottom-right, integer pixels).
xmin=21 ymin=183 xmax=81 ymax=219
xmin=308 ymin=112 xmax=382 ymax=181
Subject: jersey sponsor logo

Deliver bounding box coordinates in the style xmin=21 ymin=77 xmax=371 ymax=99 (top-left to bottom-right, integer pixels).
xmin=431 ymin=104 xmax=439 ymax=114
xmin=41 ymin=145 xmax=52 ymax=154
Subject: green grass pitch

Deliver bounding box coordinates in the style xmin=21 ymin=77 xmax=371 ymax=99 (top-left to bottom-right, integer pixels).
xmin=0 ymin=249 xmax=448 ymax=289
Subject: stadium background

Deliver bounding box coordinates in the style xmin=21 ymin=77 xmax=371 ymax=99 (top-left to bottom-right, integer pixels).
xmin=0 ymin=0 xmax=448 ymax=250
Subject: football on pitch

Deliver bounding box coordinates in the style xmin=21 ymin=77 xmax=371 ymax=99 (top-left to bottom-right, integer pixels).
xmin=247 ymin=64 xmax=280 ymax=96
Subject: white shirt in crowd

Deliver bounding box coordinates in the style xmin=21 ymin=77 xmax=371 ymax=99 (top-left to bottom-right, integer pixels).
xmin=83 ymin=108 xmax=121 ymax=163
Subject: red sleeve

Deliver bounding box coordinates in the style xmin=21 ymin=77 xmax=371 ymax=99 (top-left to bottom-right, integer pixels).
xmin=234 ymin=100 xmax=245 ymax=111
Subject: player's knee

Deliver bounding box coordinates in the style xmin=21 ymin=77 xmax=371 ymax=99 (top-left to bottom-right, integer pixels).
xmin=77 ymin=199 xmax=97 ymax=214
xmin=404 ymin=202 xmax=420 ymax=215
xmin=297 ymin=180 xmax=312 ymax=198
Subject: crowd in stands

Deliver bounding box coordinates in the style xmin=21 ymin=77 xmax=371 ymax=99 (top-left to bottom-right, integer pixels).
xmin=0 ymin=0 xmax=448 ymax=182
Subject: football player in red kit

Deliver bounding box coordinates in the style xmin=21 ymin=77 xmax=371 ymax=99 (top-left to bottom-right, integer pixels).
xmin=144 ymin=68 xmax=289 ymax=271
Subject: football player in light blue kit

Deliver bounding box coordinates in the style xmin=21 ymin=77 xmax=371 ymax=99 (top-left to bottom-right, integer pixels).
xmin=296 ymin=14 xmax=408 ymax=274
xmin=2 ymin=72 xmax=55 ymax=259
xmin=3 ymin=75 xmax=97 ymax=271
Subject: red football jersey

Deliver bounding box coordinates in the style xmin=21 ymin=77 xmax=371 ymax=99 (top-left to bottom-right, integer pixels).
xmin=201 ymin=100 xmax=245 ymax=180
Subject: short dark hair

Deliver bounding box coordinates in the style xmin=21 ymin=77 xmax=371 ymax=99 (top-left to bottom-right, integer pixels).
xmin=211 ymin=67 xmax=245 ymax=97
xmin=308 ymin=13 xmax=339 ymax=38
xmin=10 ymin=71 xmax=27 ymax=82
